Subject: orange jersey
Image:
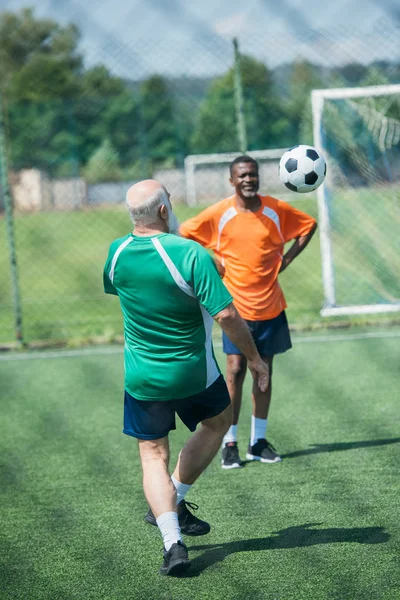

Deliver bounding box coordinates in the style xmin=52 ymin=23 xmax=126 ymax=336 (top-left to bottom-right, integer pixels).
xmin=180 ymin=195 xmax=316 ymax=320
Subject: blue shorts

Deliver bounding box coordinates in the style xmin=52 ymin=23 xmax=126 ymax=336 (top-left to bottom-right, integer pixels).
xmin=222 ymin=310 xmax=292 ymax=357
xmin=123 ymin=374 xmax=231 ymax=440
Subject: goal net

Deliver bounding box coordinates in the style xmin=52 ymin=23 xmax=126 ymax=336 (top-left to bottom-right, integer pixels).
xmin=312 ymin=84 xmax=400 ymax=316
xmin=184 ymin=148 xmax=288 ymax=206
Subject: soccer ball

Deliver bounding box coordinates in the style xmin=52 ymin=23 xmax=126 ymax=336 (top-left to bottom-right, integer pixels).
xmin=279 ymin=145 xmax=326 ymax=193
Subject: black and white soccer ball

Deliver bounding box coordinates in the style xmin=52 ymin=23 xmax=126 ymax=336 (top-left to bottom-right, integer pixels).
xmin=279 ymin=145 xmax=326 ymax=193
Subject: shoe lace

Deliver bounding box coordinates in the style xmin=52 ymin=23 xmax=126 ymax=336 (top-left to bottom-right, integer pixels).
xmin=182 ymin=500 xmax=199 ymax=513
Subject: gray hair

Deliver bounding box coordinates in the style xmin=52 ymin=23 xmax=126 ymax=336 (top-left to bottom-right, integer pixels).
xmin=126 ymin=187 xmax=169 ymax=226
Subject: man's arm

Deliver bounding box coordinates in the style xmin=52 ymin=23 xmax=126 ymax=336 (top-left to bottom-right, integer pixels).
xmin=279 ymin=221 xmax=317 ymax=274
xmin=188 ymin=244 xmax=267 ymax=388
xmin=213 ymin=256 xmax=225 ymax=278
xmin=213 ymin=303 xmax=269 ymax=392
xmin=181 ymin=207 xmax=227 ymax=275
xmin=180 ymin=206 xmax=217 ymax=248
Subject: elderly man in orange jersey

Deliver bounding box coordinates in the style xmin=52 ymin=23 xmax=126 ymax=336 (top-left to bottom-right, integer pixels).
xmin=180 ymin=155 xmax=317 ymax=469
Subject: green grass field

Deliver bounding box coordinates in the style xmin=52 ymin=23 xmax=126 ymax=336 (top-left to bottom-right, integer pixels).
xmin=1 ymin=191 xmax=398 ymax=346
xmin=1 ymin=331 xmax=399 ymax=599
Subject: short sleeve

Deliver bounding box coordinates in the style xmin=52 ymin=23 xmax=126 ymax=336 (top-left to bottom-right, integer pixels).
xmin=180 ymin=205 xmax=218 ymax=250
xmin=279 ymin=201 xmax=317 ymax=243
xmin=103 ymin=249 xmax=118 ymax=296
xmin=190 ymin=245 xmax=233 ymax=316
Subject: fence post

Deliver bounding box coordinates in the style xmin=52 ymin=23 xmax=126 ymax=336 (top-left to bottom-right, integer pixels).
xmin=0 ymin=93 xmax=25 ymax=346
xmin=233 ymin=38 xmax=248 ymax=154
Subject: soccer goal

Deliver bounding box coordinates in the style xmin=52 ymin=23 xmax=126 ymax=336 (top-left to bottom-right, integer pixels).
xmin=184 ymin=148 xmax=288 ymax=207
xmin=311 ymin=83 xmax=400 ymax=317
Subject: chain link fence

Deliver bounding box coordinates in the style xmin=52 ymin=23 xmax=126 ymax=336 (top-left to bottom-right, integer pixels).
xmin=0 ymin=6 xmax=399 ymax=345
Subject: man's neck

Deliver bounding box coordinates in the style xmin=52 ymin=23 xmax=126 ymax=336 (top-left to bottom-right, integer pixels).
xmin=132 ymin=225 xmax=167 ymax=237
xmin=234 ymin=194 xmax=261 ymax=213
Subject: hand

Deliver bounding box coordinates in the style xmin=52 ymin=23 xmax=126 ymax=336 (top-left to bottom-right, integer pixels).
xmin=247 ymin=358 xmax=270 ymax=392
xmin=214 ymin=258 xmax=226 ymax=278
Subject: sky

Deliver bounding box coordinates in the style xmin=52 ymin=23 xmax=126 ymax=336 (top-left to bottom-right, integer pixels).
xmin=1 ymin=0 xmax=399 ymax=79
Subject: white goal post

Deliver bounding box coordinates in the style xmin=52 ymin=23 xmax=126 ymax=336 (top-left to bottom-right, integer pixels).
xmin=311 ymin=83 xmax=400 ymax=317
xmin=184 ymin=148 xmax=287 ymax=207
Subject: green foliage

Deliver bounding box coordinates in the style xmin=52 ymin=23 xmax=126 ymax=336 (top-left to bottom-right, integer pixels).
xmin=83 ymin=139 xmax=121 ymax=183
xmin=0 ymin=8 xmax=82 ymax=101
xmin=192 ymin=55 xmax=290 ymax=153
xmin=1 ymin=8 xmax=399 ymax=180
xmin=286 ymin=61 xmax=323 ymax=145
xmin=139 ymin=75 xmax=180 ymax=163
xmin=73 ymin=66 xmax=133 ymax=165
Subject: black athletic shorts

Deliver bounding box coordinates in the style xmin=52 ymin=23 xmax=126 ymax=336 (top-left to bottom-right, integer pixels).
xmin=222 ymin=310 xmax=292 ymax=357
xmin=123 ymin=374 xmax=231 ymax=440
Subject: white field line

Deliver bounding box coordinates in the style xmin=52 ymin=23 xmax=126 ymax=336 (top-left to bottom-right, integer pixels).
xmin=0 ymin=330 xmax=399 ymax=362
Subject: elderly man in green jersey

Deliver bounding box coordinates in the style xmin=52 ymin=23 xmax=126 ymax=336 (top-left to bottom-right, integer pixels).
xmin=103 ymin=180 xmax=269 ymax=577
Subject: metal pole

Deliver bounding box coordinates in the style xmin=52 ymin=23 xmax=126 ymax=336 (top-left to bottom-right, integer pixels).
xmin=311 ymin=89 xmax=336 ymax=309
xmin=0 ymin=93 xmax=25 ymax=345
xmin=233 ymin=38 xmax=248 ymax=154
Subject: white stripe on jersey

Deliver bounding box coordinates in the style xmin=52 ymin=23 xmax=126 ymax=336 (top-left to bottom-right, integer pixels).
xmin=152 ymin=237 xmax=219 ymax=388
xmin=151 ymin=237 xmax=195 ymax=297
xmin=262 ymin=206 xmax=284 ymax=241
xmin=199 ymin=305 xmax=220 ymax=388
xmin=109 ymin=236 xmax=134 ymax=283
xmin=217 ymin=206 xmax=238 ymax=250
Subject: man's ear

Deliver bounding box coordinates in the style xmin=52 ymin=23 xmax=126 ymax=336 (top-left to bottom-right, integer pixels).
xmin=159 ymin=204 xmax=169 ymax=221
xmin=229 ymin=177 xmax=234 ymax=187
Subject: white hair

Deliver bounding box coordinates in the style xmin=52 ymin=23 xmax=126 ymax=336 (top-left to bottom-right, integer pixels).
xmin=126 ymin=187 xmax=169 ymax=226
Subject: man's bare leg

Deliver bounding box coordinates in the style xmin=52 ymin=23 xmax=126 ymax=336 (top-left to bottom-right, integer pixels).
xmin=138 ymin=436 xmax=176 ymax=518
xmin=225 ymin=354 xmax=247 ymax=427
xmin=220 ymin=355 xmax=247 ymax=468
xmin=248 ymin=355 xmax=281 ymax=463
xmin=138 ymin=435 xmax=188 ymax=563
xmin=251 ymin=355 xmax=273 ymax=420
xmin=173 ymin=404 xmax=231 ymax=484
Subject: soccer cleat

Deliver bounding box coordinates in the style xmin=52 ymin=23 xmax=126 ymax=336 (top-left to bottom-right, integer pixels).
xmin=145 ymin=500 xmax=211 ymax=536
xmin=159 ymin=540 xmax=191 ymax=576
xmin=246 ymin=439 xmax=282 ymax=463
xmin=221 ymin=441 xmax=243 ymax=469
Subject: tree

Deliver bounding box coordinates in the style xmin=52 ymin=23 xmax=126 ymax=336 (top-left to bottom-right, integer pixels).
xmin=191 ymin=55 xmax=289 ymax=154
xmin=0 ymin=8 xmax=83 ymax=174
xmin=0 ymin=9 xmax=142 ymax=176
xmin=139 ymin=75 xmax=180 ymax=165
xmin=73 ymin=66 xmax=135 ymax=165
xmin=0 ymin=8 xmax=82 ymax=101
xmin=83 ymin=139 xmax=121 ymax=183
xmin=286 ymin=61 xmax=323 ymax=145
xmin=101 ymin=89 xmax=140 ymax=166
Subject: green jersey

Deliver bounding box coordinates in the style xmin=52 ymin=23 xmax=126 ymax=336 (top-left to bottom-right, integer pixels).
xmin=103 ymin=233 xmax=232 ymax=401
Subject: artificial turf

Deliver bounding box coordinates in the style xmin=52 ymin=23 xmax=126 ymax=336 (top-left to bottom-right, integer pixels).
xmin=1 ymin=331 xmax=399 ymax=599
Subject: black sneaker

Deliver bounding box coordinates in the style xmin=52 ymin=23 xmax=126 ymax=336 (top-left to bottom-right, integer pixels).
xmin=159 ymin=540 xmax=191 ymax=576
xmin=221 ymin=442 xmax=243 ymax=469
xmin=246 ymin=439 xmax=282 ymax=463
xmin=145 ymin=500 xmax=210 ymax=536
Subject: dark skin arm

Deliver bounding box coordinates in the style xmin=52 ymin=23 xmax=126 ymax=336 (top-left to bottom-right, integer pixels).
xmin=213 ymin=256 xmax=225 ymax=278
xmin=279 ymin=222 xmax=317 ymax=274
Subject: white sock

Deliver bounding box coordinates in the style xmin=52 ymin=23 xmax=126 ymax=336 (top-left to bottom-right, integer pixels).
xmin=171 ymin=474 xmax=191 ymax=505
xmin=251 ymin=417 xmax=268 ymax=446
xmin=156 ymin=511 xmax=182 ymax=551
xmin=223 ymin=424 xmax=238 ymax=445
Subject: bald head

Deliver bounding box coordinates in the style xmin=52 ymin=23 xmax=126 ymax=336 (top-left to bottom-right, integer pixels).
xmin=126 ymin=180 xmax=165 ymax=209
xmin=126 ymin=179 xmax=170 ymax=228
